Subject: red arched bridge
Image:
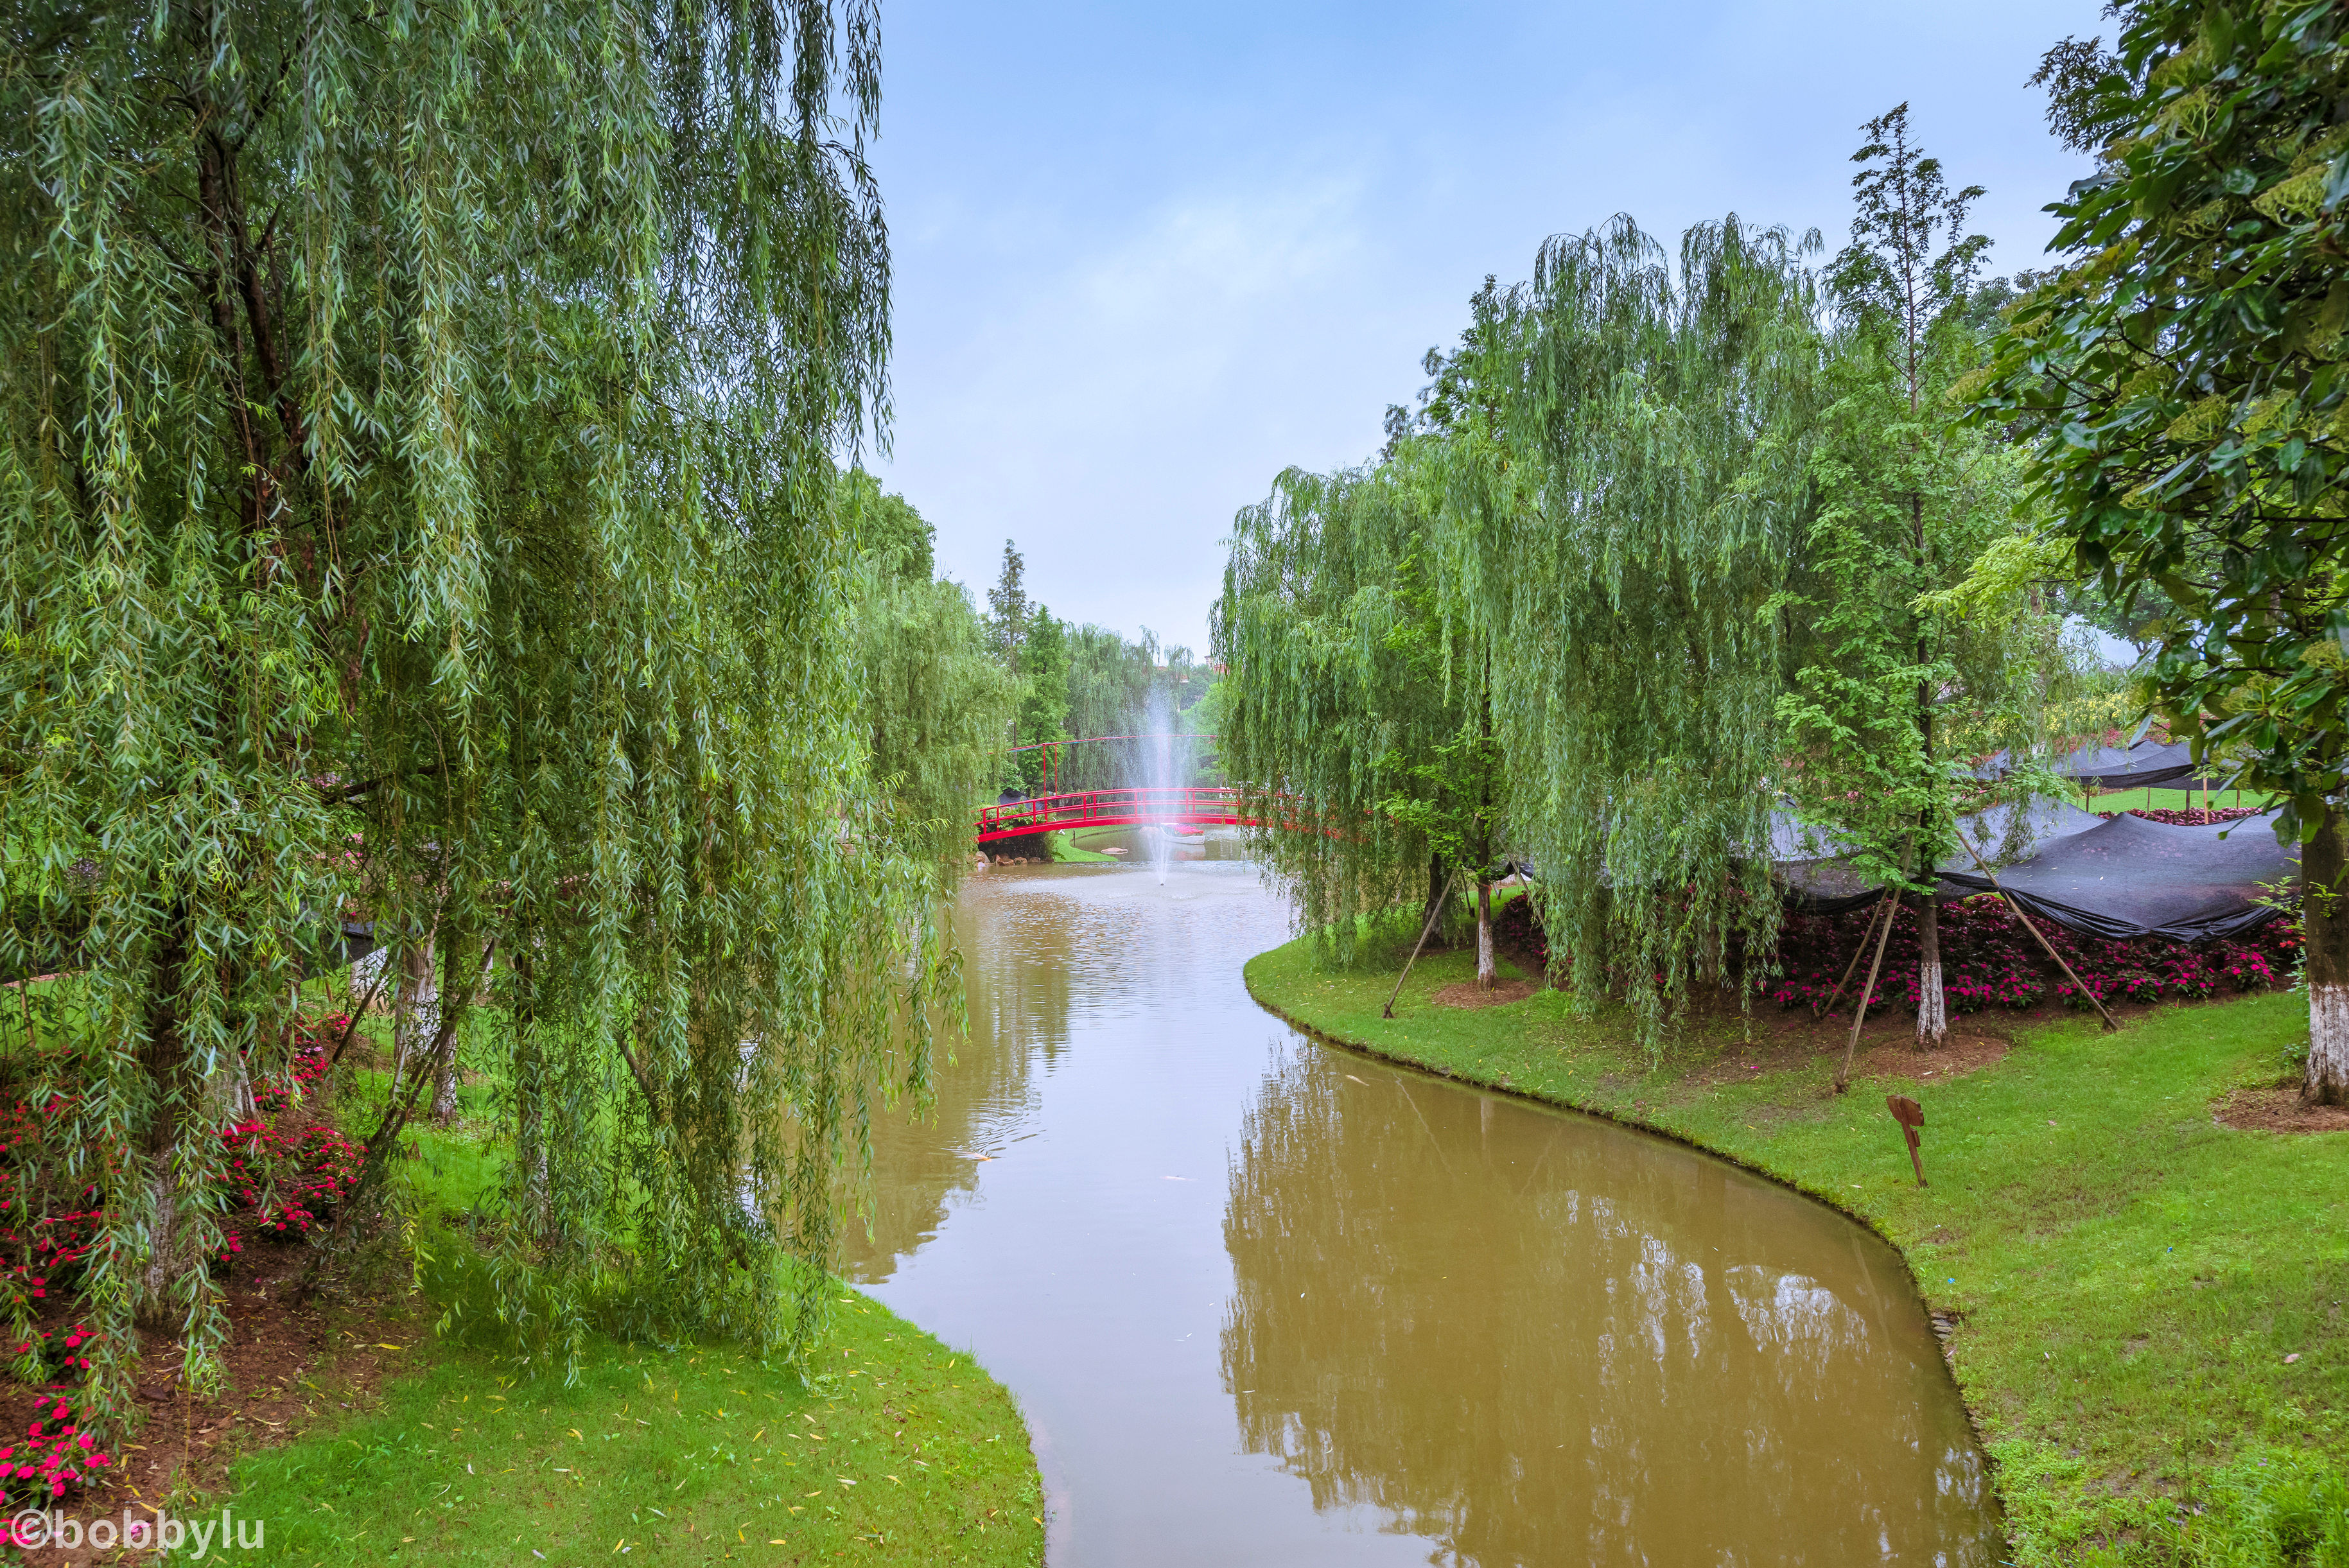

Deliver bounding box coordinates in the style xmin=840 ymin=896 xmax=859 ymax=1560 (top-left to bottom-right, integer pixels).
xmin=978 ymin=785 xmax=1256 ymax=844
xmin=977 ymin=733 xmax=1260 ymax=845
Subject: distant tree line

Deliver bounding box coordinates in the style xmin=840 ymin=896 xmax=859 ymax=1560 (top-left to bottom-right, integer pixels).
xmin=984 ymin=542 xmax=1219 ymax=796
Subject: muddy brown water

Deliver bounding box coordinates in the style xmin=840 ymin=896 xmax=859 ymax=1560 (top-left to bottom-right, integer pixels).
xmin=844 ymin=847 xmax=1998 ymax=1566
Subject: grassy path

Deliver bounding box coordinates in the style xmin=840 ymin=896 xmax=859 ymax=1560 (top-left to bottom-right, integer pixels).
xmin=1245 ymin=937 xmax=2348 ymax=1567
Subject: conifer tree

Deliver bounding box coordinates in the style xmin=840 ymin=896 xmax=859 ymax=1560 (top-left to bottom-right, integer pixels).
xmin=1779 ymin=107 xmax=2061 ymax=1050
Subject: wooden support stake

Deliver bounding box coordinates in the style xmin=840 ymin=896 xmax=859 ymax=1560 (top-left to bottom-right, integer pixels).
xmin=1957 ymin=836 xmax=2117 ymax=1032
xmin=1814 ymin=893 xmax=1894 ymax=1021
xmin=1836 ymin=892 xmax=1900 ymax=1093
xmin=329 ymin=958 xmax=395 ymax=1068
xmin=1384 ymin=870 xmax=1460 ymax=1020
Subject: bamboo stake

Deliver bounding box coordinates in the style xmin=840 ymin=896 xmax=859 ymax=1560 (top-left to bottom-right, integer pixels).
xmin=1384 ymin=869 xmax=1460 ymax=1020
xmin=1836 ymin=892 xmax=1900 ymax=1093
xmin=1958 ymin=835 xmax=2118 ymax=1032
xmin=1813 ymin=893 xmax=1894 ymax=1020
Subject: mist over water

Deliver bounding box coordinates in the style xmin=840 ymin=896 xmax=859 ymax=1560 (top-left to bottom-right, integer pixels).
xmin=843 ymin=856 xmax=1997 ymax=1566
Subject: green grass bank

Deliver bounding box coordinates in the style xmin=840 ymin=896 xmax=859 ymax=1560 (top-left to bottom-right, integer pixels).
xmin=1244 ymin=934 xmax=2349 ymax=1567
xmin=214 ymin=1026 xmax=1044 ymax=1567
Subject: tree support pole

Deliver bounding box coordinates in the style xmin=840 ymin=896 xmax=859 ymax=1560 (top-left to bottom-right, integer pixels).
xmin=1815 ymin=893 xmax=1894 ymax=1021
xmin=1958 ymin=837 xmax=2117 ymax=1032
xmin=1384 ymin=870 xmax=1460 ymax=1020
xmin=1836 ymin=893 xmax=1900 ymax=1093
xmin=329 ymin=960 xmax=394 ymax=1068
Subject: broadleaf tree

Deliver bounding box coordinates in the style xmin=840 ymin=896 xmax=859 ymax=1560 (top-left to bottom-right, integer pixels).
xmin=1214 ymin=464 xmax=1494 ymax=971
xmin=1428 ymin=217 xmax=1822 ymax=1047
xmin=1973 ymin=1 xmax=2349 ymax=1099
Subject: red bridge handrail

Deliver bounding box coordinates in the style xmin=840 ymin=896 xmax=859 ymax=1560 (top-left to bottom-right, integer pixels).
xmin=977 ymin=785 xmax=1257 ymax=844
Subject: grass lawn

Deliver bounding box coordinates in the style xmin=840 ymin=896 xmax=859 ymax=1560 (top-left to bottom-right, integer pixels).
xmin=2087 ymin=785 xmax=2276 ymax=814
xmin=209 ymin=997 xmax=1044 ymax=1568
xmin=1246 ymin=932 xmax=2349 ymax=1567
xmin=224 ymin=1294 xmax=1042 ymax=1567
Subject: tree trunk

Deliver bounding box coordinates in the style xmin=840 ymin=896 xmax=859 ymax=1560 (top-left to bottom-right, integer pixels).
xmin=511 ymin=943 xmax=550 ymax=1231
xmin=391 ymin=927 xmax=436 ymax=1081
xmin=136 ymin=911 xmax=202 ymax=1328
xmin=430 ymin=939 xmax=467 ymax=1123
xmin=1475 ymin=880 xmax=1496 ymax=990
xmin=1916 ymin=898 xmax=1947 ymax=1049
xmin=2305 ymin=806 xmax=2349 ymax=1104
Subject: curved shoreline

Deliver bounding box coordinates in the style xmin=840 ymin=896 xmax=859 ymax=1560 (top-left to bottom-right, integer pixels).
xmin=1240 ymin=961 xmax=1999 ymax=1468
xmin=1241 ymin=935 xmax=2346 ymax=1567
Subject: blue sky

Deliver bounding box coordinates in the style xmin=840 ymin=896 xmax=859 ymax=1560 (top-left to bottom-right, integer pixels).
xmin=866 ymin=0 xmax=2109 ymax=654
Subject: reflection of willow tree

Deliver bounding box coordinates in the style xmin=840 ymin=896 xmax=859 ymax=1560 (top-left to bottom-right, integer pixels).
xmin=1220 ymin=1048 xmax=1996 ymax=1566
xmin=839 ymin=882 xmax=1077 ymax=1280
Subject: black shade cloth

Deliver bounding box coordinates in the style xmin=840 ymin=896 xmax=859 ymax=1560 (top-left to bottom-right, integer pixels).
xmin=1978 ymin=739 xmax=2202 ymax=790
xmin=1937 ymin=811 xmax=2300 ymax=944
xmin=1945 ymin=796 xmax=2106 ymax=868
xmin=2053 ymin=738 xmax=2199 ymax=789
xmin=1770 ymin=796 xmax=2102 ymax=915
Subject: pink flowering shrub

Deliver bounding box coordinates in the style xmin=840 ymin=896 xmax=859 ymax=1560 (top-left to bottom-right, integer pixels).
xmin=0 ymin=1395 xmax=108 ymax=1509
xmin=220 ymin=1118 xmax=363 ymax=1240
xmin=0 ymin=1015 xmax=363 ymax=1520
xmin=8 ymin=1323 xmax=96 ymax=1385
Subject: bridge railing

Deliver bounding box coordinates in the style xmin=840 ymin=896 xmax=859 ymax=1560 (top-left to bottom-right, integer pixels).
xmin=976 ymin=786 xmax=1251 ymax=842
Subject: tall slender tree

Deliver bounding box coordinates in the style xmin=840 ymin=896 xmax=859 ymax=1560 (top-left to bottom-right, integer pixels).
xmin=1 ymin=0 xmax=931 ymax=1426
xmin=1778 ymin=107 xmax=2061 ymax=1050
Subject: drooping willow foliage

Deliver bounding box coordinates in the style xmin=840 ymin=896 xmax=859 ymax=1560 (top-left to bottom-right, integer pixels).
xmin=1214 ymin=464 xmax=1486 ymax=964
xmin=844 ymin=478 xmax=1022 ymax=878
xmin=1422 ymin=218 xmax=1824 ymax=1038
xmin=1 ymin=0 xmax=934 ymax=1421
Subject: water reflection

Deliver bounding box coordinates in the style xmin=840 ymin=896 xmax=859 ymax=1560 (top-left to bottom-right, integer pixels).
xmin=1222 ymin=1043 xmax=1994 ymax=1565
xmin=844 ymin=858 xmax=1998 ymax=1565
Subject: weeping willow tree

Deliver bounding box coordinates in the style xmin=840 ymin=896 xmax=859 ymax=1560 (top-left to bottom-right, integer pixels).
xmin=0 ymin=0 xmax=936 ymax=1427
xmin=843 ymin=475 xmax=1022 ymax=874
xmin=1213 ymin=464 xmax=1495 ymax=967
xmin=1424 ymin=216 xmax=1823 ymax=1042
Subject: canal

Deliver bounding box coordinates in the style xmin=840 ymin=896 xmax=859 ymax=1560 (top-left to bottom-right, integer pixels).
xmin=842 ymin=847 xmax=1998 ymax=1566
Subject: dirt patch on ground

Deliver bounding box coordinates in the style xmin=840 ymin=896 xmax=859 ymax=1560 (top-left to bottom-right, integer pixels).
xmin=1431 ymin=977 xmax=1539 ymax=1008
xmin=1682 ymin=1004 xmax=2013 ymax=1086
xmin=1849 ymin=1030 xmax=2011 ymax=1085
xmin=2212 ymin=1085 xmax=2349 ymax=1134
xmin=6 ymin=1230 xmax=415 ymax=1565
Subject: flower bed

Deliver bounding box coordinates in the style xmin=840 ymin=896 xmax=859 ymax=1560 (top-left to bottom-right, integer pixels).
xmin=1490 ymin=814 xmax=2301 ymax=1015
xmin=0 ymin=1013 xmax=363 ymax=1519
xmin=1763 ymin=896 xmax=2299 ymax=1014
